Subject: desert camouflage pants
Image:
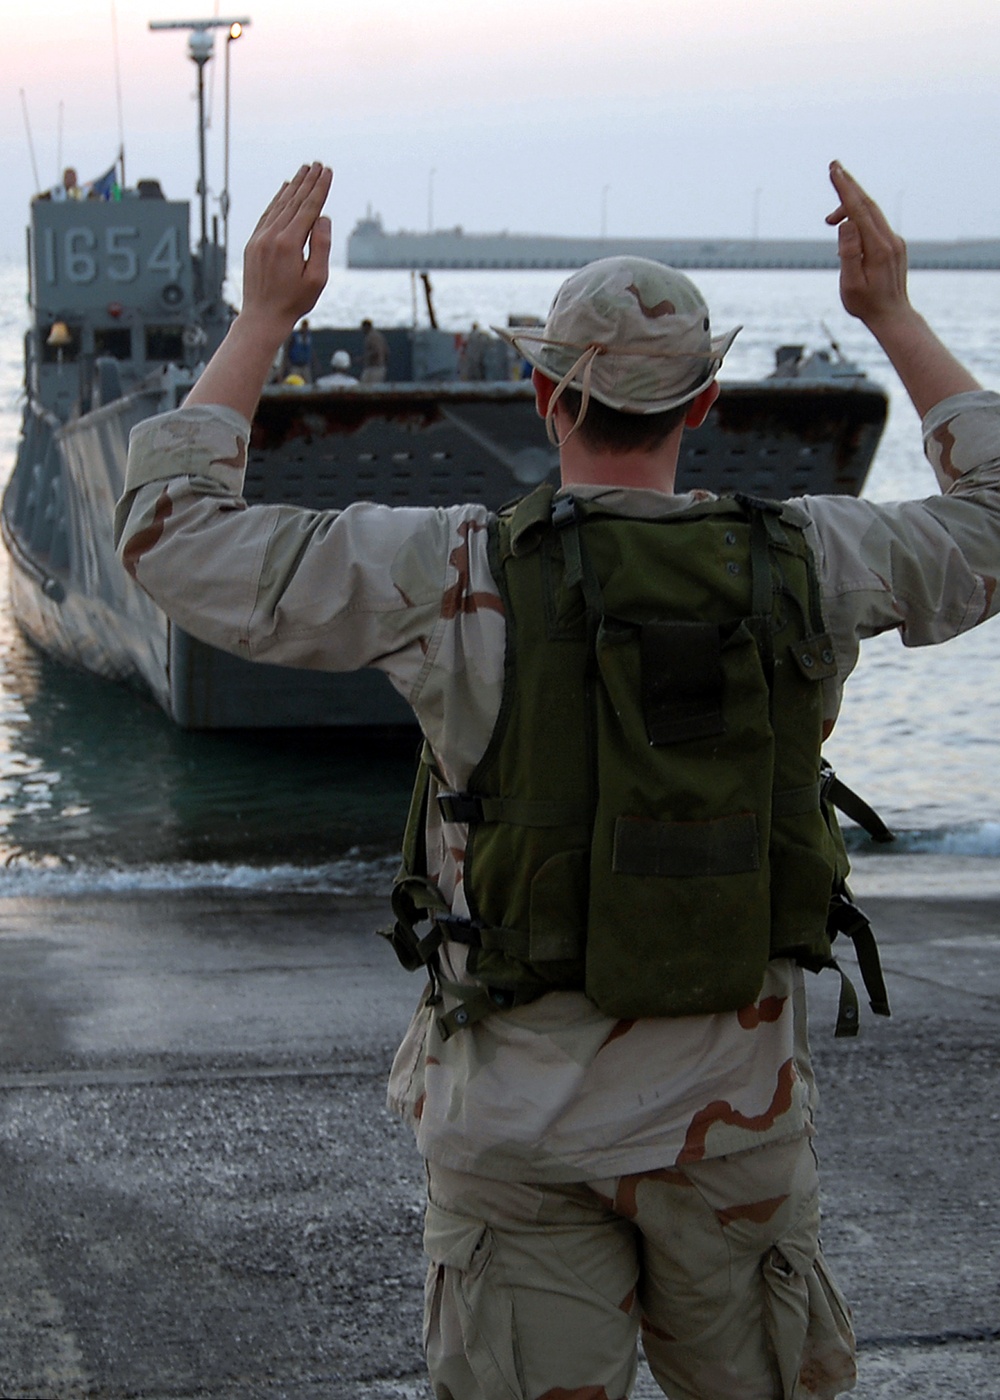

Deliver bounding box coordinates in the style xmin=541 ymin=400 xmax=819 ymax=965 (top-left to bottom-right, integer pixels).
xmin=423 ymin=1135 xmax=856 ymax=1400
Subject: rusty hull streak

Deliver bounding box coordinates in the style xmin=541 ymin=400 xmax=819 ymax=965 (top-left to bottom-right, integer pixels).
xmin=710 ymin=383 xmax=888 ymax=487
xmin=253 ymin=380 xmax=887 ymax=451
xmin=251 ymin=384 xmax=536 ymax=450
xmin=253 ymin=398 xmax=446 ymax=448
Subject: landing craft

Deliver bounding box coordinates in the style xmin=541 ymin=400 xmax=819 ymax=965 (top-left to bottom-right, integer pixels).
xmin=2 ymin=19 xmax=887 ymax=729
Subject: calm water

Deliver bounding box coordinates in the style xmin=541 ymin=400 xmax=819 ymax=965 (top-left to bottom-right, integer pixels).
xmin=2 ymin=258 xmax=1000 ymax=897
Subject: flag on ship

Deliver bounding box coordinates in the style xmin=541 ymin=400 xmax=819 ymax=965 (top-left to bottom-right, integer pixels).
xmin=86 ymin=163 xmax=119 ymax=200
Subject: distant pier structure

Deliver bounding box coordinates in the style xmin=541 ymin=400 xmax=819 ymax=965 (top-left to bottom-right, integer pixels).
xmin=347 ymin=215 xmax=1000 ymax=272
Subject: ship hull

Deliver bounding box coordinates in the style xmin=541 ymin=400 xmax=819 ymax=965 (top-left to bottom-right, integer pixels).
xmin=2 ymin=376 xmax=886 ymax=729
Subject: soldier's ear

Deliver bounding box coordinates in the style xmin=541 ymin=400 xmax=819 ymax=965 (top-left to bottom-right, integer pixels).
xmin=531 ymin=368 xmax=556 ymax=419
xmin=684 ymin=380 xmax=720 ymax=429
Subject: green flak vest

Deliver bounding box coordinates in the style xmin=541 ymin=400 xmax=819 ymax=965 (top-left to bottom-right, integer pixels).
xmin=385 ymin=484 xmax=893 ymax=1040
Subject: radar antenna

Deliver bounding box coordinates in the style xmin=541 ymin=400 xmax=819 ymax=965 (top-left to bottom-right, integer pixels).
xmin=149 ymin=17 xmax=251 ymax=256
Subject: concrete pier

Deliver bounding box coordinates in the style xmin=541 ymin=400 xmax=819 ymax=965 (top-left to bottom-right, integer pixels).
xmin=0 ymin=886 xmax=997 ymax=1397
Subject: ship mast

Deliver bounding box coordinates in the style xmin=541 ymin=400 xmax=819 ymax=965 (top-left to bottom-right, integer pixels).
xmin=149 ymin=17 xmax=251 ymax=270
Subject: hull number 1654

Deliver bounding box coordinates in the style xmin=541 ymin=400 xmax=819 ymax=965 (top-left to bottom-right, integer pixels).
xmin=40 ymin=225 xmax=183 ymax=286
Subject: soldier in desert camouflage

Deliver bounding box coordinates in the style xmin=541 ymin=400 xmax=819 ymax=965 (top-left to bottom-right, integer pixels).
xmin=116 ymin=161 xmax=1000 ymax=1399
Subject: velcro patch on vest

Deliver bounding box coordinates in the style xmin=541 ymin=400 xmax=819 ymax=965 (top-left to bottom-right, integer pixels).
xmin=640 ymin=619 xmax=725 ymax=745
xmin=613 ymin=812 xmax=761 ymax=878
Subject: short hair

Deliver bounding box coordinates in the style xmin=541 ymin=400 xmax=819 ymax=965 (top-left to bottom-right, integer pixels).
xmin=556 ymin=386 xmax=690 ymax=454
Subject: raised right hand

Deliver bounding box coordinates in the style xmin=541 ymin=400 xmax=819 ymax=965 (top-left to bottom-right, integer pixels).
xmin=825 ymin=159 xmax=980 ymax=417
xmin=825 ymin=161 xmax=909 ymax=330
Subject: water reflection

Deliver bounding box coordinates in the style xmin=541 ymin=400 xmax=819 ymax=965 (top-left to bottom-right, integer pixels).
xmin=0 ymin=609 xmax=415 ymax=870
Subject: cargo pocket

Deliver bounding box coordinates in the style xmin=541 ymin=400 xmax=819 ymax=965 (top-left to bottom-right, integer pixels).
xmin=762 ymin=1242 xmax=856 ymax=1400
xmin=423 ymin=1198 xmax=524 ymax=1400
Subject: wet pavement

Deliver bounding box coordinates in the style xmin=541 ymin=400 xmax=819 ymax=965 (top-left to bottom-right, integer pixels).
xmin=0 ymin=888 xmax=997 ymax=1398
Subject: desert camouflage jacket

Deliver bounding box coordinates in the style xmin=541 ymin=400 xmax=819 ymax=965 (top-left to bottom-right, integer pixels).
xmin=117 ymin=390 xmax=1000 ymax=1181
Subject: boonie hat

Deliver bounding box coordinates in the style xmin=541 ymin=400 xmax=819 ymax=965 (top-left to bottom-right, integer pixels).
xmin=494 ymin=257 xmax=740 ymax=446
xmin=331 ymin=349 xmax=352 ymax=370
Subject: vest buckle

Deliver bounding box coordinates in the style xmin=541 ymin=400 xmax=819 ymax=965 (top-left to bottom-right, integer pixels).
xmin=551 ymin=495 xmax=580 ymax=529
xmin=435 ymin=913 xmax=484 ymax=947
xmin=437 ymin=791 xmax=484 ymax=824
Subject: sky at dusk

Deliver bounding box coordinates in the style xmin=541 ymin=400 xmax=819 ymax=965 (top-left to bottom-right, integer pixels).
xmin=1 ymin=0 xmax=997 ymax=265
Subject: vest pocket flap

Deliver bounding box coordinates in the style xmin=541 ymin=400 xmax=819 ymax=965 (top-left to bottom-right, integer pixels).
xmin=528 ymin=849 xmax=588 ymax=961
xmin=640 ymin=618 xmax=725 ymax=745
xmin=791 ymin=633 xmax=838 ymax=681
xmin=613 ymin=812 xmax=761 ymax=878
xmin=507 ymin=483 xmax=557 ymax=556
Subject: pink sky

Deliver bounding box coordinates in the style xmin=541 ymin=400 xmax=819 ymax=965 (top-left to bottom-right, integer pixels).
xmin=2 ymin=0 xmax=997 ymax=260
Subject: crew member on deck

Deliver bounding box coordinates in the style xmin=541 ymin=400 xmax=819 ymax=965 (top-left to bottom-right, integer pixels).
xmin=360 ymin=318 xmax=389 ymax=383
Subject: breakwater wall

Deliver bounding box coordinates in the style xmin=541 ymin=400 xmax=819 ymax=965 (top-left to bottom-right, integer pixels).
xmin=347 ymin=220 xmax=1000 ymax=271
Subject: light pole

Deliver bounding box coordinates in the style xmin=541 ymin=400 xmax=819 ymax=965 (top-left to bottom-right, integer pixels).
xmin=190 ymin=26 xmax=214 ymax=251
xmin=222 ymin=20 xmax=246 ymax=251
